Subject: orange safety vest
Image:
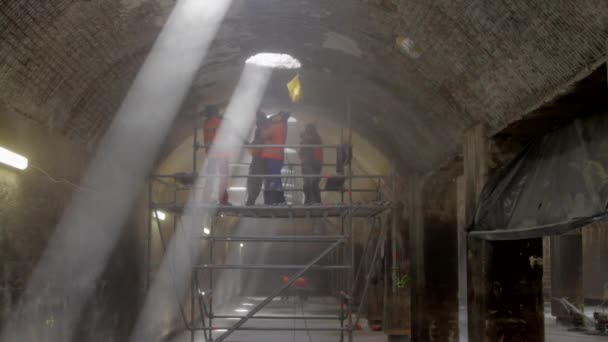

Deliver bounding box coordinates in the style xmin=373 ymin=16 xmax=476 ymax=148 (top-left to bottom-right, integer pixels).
xmin=203 ymin=116 xmax=229 ymax=158
xmin=313 ymin=147 xmax=323 ymax=162
xmin=260 ymin=119 xmax=287 ymax=160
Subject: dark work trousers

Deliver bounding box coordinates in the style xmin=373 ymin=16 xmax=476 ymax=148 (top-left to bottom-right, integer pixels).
xmin=263 ymin=158 xmax=285 ymax=204
xmin=246 ymin=155 xmax=265 ymax=205
xmin=302 ymin=161 xmax=322 ymax=204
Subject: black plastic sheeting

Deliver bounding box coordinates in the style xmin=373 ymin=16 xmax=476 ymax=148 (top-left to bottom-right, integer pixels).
xmin=470 ymin=113 xmax=608 ymax=240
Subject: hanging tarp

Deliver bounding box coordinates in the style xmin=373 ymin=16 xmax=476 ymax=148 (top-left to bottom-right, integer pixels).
xmin=470 ymin=112 xmax=608 ymax=240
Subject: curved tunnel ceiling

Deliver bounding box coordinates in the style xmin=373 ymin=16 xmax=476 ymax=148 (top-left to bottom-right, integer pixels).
xmin=1 ymin=0 xmax=606 ymax=172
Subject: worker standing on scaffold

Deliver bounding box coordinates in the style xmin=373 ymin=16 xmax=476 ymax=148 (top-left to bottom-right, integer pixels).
xmin=260 ymin=111 xmax=290 ymax=205
xmin=200 ymin=105 xmax=231 ymax=205
xmin=245 ymin=110 xmax=269 ymax=205
xmin=299 ymin=123 xmax=323 ymax=204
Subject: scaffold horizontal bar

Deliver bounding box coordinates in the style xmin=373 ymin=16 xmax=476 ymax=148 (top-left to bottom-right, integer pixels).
xmin=230 ymin=162 xmax=337 ymax=167
xmin=212 ymin=315 xmax=343 ymax=320
xmin=192 ymin=326 xmax=349 ymax=331
xmin=196 ymin=144 xmax=341 ymax=149
xmin=195 ymin=264 xmax=350 ymax=270
xmin=200 ymin=235 xmax=345 ymax=242
xmin=150 ymin=202 xmax=392 ymax=218
xmin=152 ymin=173 xmax=389 ymax=179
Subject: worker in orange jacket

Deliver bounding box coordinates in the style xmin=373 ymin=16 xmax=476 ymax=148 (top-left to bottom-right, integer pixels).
xmin=260 ymin=112 xmax=290 ymax=205
xmin=200 ymin=105 xmax=230 ymax=205
xmin=299 ymin=123 xmax=323 ymax=204
xmin=245 ymin=110 xmax=268 ymax=205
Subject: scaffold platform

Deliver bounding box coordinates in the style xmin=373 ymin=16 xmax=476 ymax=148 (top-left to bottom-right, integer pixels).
xmin=151 ymin=202 xmax=392 ymax=218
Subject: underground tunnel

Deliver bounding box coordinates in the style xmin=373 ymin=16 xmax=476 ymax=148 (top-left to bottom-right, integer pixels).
xmin=0 ymin=1 xmax=607 ymax=342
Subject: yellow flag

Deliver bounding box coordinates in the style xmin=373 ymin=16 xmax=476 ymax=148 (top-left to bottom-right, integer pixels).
xmin=287 ymin=74 xmax=301 ymax=103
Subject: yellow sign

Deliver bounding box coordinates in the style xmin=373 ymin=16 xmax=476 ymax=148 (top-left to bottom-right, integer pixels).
xmin=287 ymin=74 xmax=301 ymax=103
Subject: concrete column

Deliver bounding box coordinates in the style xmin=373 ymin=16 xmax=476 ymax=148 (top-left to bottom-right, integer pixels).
xmin=410 ymin=172 xmax=459 ymax=341
xmin=464 ymin=124 xmax=488 ymax=342
xmin=550 ymin=234 xmax=583 ymax=318
xmin=383 ymin=201 xmax=411 ymax=337
xmin=408 ymin=175 xmax=424 ymax=341
xmin=583 ymin=221 xmax=608 ymax=302
xmin=465 ymin=124 xmax=544 ymax=341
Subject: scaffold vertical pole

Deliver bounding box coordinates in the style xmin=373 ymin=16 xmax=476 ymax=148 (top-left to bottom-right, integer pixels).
xmin=347 ymin=98 xmax=354 ymax=342
xmin=209 ymin=227 xmax=214 ymax=342
xmin=191 ymin=274 xmax=195 ymax=342
xmin=146 ymin=181 xmax=152 ymax=291
xmin=193 ymin=127 xmax=198 ymax=174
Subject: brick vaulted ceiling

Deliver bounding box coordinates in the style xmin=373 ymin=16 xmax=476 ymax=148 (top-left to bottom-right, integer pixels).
xmin=1 ymin=0 xmax=607 ymax=171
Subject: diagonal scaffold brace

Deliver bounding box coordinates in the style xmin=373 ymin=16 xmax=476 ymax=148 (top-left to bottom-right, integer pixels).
xmin=213 ymin=238 xmax=345 ymax=342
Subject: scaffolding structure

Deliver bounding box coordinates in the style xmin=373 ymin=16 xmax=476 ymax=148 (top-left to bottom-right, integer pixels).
xmin=147 ymin=123 xmax=395 ymax=342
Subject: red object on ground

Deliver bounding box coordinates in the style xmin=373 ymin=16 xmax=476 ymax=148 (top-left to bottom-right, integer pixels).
xmin=280 ymin=275 xmax=307 ymax=288
xmin=370 ymin=324 xmax=382 ymax=331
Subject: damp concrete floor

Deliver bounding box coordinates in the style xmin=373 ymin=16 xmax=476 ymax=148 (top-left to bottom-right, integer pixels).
xmin=168 ymin=297 xmax=607 ymax=342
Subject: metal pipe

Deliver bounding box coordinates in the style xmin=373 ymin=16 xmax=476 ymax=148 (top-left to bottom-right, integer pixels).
xmin=192 ymin=127 xmax=198 ymax=174
xmin=209 ymin=232 xmax=214 ymax=341
xmin=190 ymin=274 xmax=195 ymax=342
xmin=353 ymin=217 xmax=389 ymax=328
xmin=213 ymin=315 xmax=343 ymax=320
xmin=146 ymin=181 xmax=152 ymax=291
xmin=194 ymin=327 xmax=349 ymax=331
xmin=197 ymin=143 xmax=341 ymax=149
xmin=152 ymin=173 xmax=390 ymax=179
xmin=195 ymin=264 xmax=350 ymax=270
xmin=214 ymin=239 xmax=344 ymax=342
xmin=152 ymin=204 xmax=392 ymax=210
xmin=230 ymin=162 xmax=337 ymax=167
xmin=193 ymin=271 xmax=209 ymax=341
xmin=200 ymin=235 xmax=344 ymax=242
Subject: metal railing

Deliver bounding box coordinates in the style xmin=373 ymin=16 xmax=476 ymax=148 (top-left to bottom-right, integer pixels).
xmin=147 ymin=122 xmax=396 ymax=342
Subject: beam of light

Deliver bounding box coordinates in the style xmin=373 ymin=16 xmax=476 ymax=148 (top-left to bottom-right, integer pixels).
xmin=203 ymin=227 xmax=211 ymax=235
xmin=246 ymin=53 xmax=301 ymax=69
xmin=234 ymin=308 xmax=248 ymax=313
xmin=0 ymin=146 xmax=28 ymax=170
xmin=228 ymin=186 xmax=247 ymax=191
xmin=155 ymin=210 xmax=167 ymax=221
xmin=129 ymin=63 xmax=272 ymax=342
xmin=0 ymin=1 xmax=231 ymax=341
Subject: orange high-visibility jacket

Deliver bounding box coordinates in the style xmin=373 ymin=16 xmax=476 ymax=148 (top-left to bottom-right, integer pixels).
xmin=313 ymin=147 xmax=323 ymax=162
xmin=260 ymin=118 xmax=287 ymax=160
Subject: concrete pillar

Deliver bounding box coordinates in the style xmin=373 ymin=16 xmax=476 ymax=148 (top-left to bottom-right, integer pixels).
xmin=550 ymin=234 xmax=583 ymax=318
xmin=408 ymin=175 xmax=425 ymax=341
xmin=464 ymin=124 xmax=488 ymax=342
xmin=456 ymin=175 xmax=467 ymax=342
xmin=410 ymin=173 xmax=459 ymax=341
xmin=583 ymin=221 xmax=608 ymax=302
xmin=465 ymin=124 xmax=544 ymax=341
xmin=383 ymin=201 xmax=411 ymax=337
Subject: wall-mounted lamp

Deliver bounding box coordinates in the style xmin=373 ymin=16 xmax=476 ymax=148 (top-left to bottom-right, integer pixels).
xmin=0 ymin=147 xmax=28 ymax=170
